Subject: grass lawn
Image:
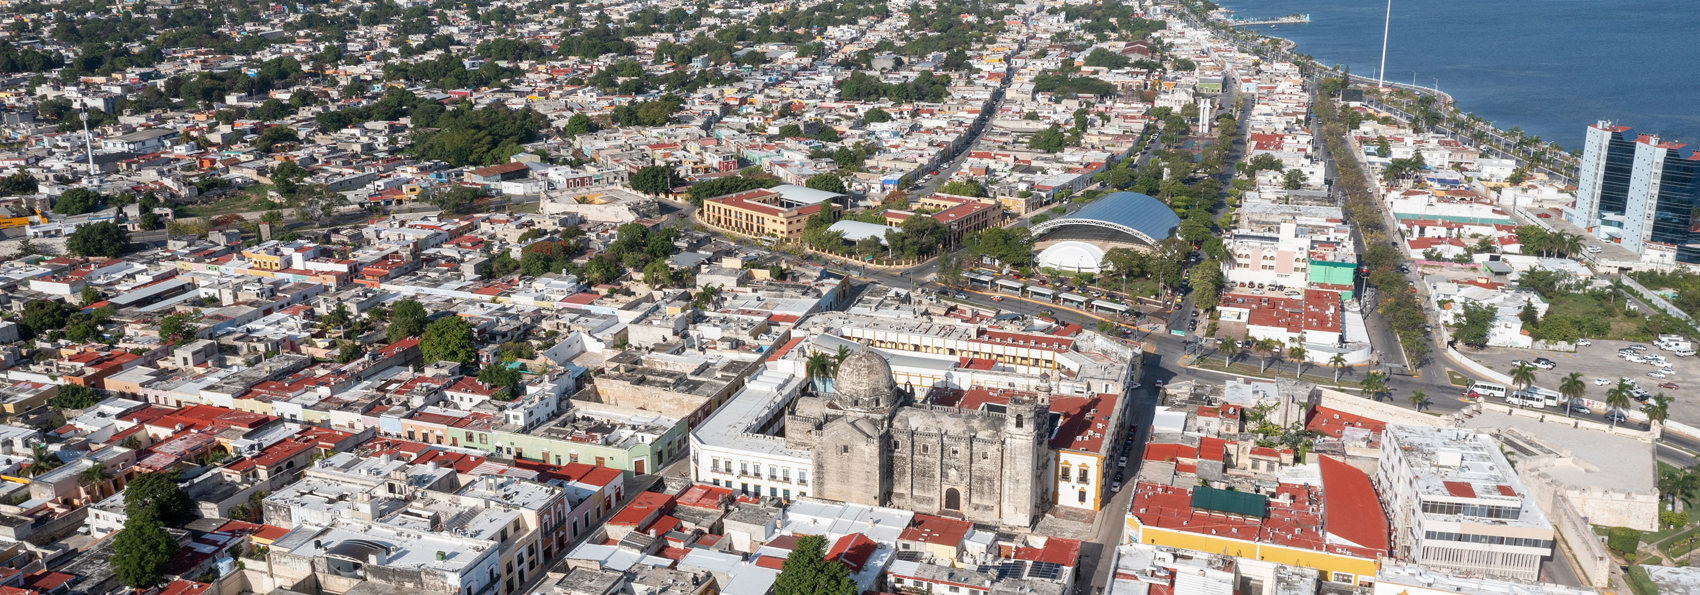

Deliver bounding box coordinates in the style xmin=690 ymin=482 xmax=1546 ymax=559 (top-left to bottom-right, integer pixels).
xmin=1446 ymin=370 xmax=1472 ymax=387
xmin=1544 ymin=292 xmax=1657 ymax=341
xmin=178 ymin=185 xmax=283 ymax=219
xmin=1628 ymin=564 xmax=1660 ymax=595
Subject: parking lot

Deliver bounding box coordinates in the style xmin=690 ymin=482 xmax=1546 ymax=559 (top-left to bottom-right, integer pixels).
xmin=1465 ymin=338 xmax=1700 ymax=424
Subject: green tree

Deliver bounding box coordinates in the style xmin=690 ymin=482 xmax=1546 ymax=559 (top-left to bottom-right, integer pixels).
xmin=643 ymin=259 xmax=674 ymax=286
xmin=1452 ymin=302 xmax=1496 ymax=348
xmin=1328 ymin=352 xmax=1348 ymax=383
xmin=1029 ymin=124 xmax=1067 ymax=153
xmin=1646 ymin=393 xmax=1672 ymax=428
xmin=254 ymin=125 xmax=299 ymax=152
xmin=50 ymin=384 xmax=99 ymax=410
xmin=420 ymin=315 xmax=476 ymax=366
xmin=430 ymin=185 xmax=481 ymax=214
xmin=388 ymin=299 xmax=428 ymax=342
xmin=80 ymin=285 xmax=101 ymax=307
xmin=335 ymin=340 xmax=366 ymax=364
xmin=20 ymin=299 xmax=72 ymax=339
xmin=24 ymin=444 xmax=57 ymax=477
xmin=804 ymin=351 xmax=837 ymax=395
xmin=1359 ymin=371 xmax=1388 ymax=401
xmin=1281 ymin=169 xmax=1307 ymax=190
xmin=66 ymin=221 xmax=131 ymax=257
xmin=804 ymin=174 xmax=846 ymax=194
xmin=564 ymin=113 xmax=599 ymax=136
xmin=772 ymin=535 xmax=856 ymax=595
xmin=630 ymin=165 xmax=683 ymax=195
xmin=477 ymin=364 xmax=524 ymax=401
xmin=159 ymin=313 xmax=199 ymax=344
xmin=1605 ymin=379 xmax=1633 ymax=429
xmin=1408 ymin=389 xmax=1428 ymax=411
xmin=125 ymin=471 xmax=195 ymax=526
xmin=1509 ymin=361 xmax=1536 ymax=391
xmin=863 ymin=108 xmax=892 ymax=123
xmin=112 ymin=515 xmax=174 ymax=588
xmin=1287 ymin=343 xmax=1307 ymax=378
xmin=938 ymin=179 xmax=987 ymax=198
xmin=1558 ymin=372 xmax=1586 ymax=418
xmin=53 ymin=187 xmax=103 ymax=215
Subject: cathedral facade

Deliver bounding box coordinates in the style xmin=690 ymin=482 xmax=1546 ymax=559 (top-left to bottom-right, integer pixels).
xmin=784 ymin=347 xmax=1054 ymax=528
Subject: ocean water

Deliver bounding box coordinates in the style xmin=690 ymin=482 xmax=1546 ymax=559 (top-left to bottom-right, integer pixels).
xmin=1215 ymin=0 xmax=1700 ymax=151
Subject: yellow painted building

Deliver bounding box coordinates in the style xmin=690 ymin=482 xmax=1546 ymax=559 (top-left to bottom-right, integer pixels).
xmin=1125 ymin=517 xmax=1381 ymax=585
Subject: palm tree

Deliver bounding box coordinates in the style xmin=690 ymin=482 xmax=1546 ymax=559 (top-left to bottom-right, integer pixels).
xmin=1220 ymin=337 xmax=1238 ymax=366
xmin=1675 ymin=469 xmax=1700 ymax=512
xmin=1647 ymin=393 xmax=1673 ymax=436
xmin=1605 ymin=380 xmax=1634 ymax=429
xmin=1509 ymin=362 xmax=1537 ymax=391
xmin=1360 ymin=371 xmax=1388 ymax=401
xmin=1660 ymin=466 xmax=1686 ymax=509
xmin=1558 ymin=372 xmax=1586 ymax=418
xmin=78 ymin=464 xmax=109 ymax=500
xmin=1256 ymin=339 xmax=1280 ymax=373
xmin=1408 ymin=389 xmax=1428 ymax=411
xmin=804 ymin=352 xmax=837 ymax=395
xmin=834 ymin=345 xmax=851 ymax=364
xmin=1328 ymin=352 xmax=1348 ymax=383
xmin=24 ymin=444 xmax=56 ymax=477
xmin=1287 ymin=344 xmax=1307 ymax=378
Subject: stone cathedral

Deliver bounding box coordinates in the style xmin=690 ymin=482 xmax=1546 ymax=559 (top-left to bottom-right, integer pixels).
xmin=785 ymin=346 xmax=1054 ymax=528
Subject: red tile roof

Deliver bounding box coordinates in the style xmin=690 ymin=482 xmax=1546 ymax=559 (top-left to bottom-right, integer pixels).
xmin=827 ymin=533 xmax=878 ymax=573
xmin=1318 ymin=456 xmax=1389 ymax=552
xmin=900 ymin=514 xmax=971 ymax=546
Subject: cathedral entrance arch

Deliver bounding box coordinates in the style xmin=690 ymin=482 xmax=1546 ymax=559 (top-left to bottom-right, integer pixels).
xmin=944 ymin=488 xmax=962 ymax=511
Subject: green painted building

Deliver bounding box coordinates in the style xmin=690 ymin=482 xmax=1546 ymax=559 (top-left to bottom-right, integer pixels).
xmin=1308 ymin=260 xmax=1357 ymax=300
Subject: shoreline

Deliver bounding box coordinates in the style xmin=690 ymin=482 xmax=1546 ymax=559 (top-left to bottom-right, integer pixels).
xmin=1200 ymin=11 xmax=1578 ymax=181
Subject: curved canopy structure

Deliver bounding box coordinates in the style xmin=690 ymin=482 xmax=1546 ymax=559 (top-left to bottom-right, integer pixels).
xmin=1036 ymin=241 xmax=1107 ymax=273
xmin=1031 ymin=192 xmax=1181 ymax=247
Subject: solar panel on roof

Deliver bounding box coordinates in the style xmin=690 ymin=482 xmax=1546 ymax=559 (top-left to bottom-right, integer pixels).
xmin=894 ymin=551 xmax=925 ymax=562
xmin=983 ymin=561 xmax=1025 ymax=580
xmin=1028 ymin=562 xmax=1064 ymax=580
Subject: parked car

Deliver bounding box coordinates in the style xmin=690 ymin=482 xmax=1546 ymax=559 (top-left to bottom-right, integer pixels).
xmin=1606 ymin=410 xmax=1630 ymax=424
xmin=1595 ymin=377 xmax=1612 ymax=386
xmin=1660 ymin=382 xmax=1680 ymax=390
xmin=1576 ymin=338 xmax=1592 ymax=346
xmin=1536 ymin=213 xmax=1552 ymax=218
xmin=1533 ymin=358 xmax=1557 ymax=369
xmin=1585 ymin=246 xmax=1603 ymax=253
xmin=1648 ymin=371 xmax=1669 ymax=378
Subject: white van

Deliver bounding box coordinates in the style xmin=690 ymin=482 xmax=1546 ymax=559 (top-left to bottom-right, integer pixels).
xmin=1469 ymin=382 xmax=1507 ymax=399
xmin=1527 ymin=387 xmax=1563 ymax=407
xmin=1507 ymin=390 xmax=1546 ymax=408
xmin=1677 ymin=348 xmax=1697 ymax=357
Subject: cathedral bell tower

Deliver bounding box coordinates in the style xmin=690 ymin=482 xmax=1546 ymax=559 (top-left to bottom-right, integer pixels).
xmin=1000 ymin=375 xmax=1052 ymax=527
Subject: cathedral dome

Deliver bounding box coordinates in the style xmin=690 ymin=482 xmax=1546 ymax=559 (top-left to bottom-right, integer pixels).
xmin=833 ymin=346 xmax=897 ymax=410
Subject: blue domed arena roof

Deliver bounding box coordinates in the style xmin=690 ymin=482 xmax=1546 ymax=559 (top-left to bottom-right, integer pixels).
xmin=1031 ymin=192 xmax=1181 ymax=246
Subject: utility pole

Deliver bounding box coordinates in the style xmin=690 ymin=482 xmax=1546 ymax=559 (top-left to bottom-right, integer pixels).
xmin=1377 ymin=0 xmax=1392 ymax=91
